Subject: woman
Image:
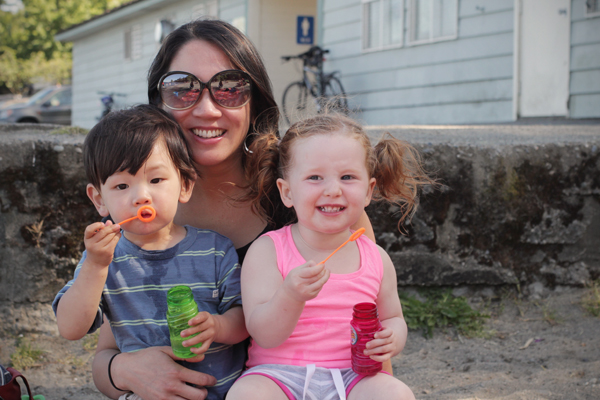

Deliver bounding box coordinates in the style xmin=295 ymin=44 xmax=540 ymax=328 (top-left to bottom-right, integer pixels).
xmin=91 ymin=19 xmax=377 ymax=400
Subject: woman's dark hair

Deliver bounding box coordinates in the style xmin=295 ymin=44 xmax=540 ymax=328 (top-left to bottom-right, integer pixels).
xmin=148 ymin=19 xmax=279 ymax=140
xmin=84 ymin=104 xmax=197 ymax=191
xmin=148 ymin=18 xmax=282 ymax=220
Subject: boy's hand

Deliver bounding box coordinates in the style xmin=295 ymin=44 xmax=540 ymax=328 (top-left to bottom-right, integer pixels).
xmin=283 ymin=260 xmax=330 ymax=303
xmin=363 ymin=327 xmax=397 ymax=362
xmin=84 ymin=221 xmax=121 ymax=267
xmin=182 ymin=312 xmax=219 ymax=356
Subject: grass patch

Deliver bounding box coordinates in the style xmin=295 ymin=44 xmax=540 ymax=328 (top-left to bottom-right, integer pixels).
xmin=582 ymin=280 xmax=600 ymax=317
xmin=10 ymin=338 xmax=45 ymax=370
xmin=399 ymin=289 xmax=490 ymax=339
xmin=82 ymin=331 xmax=99 ymax=352
xmin=538 ymin=302 xmax=563 ymax=325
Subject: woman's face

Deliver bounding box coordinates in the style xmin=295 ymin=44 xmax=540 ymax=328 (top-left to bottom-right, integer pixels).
xmin=166 ymin=39 xmax=252 ymax=169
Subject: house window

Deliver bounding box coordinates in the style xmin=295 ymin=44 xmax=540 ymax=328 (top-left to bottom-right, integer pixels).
xmin=155 ymin=19 xmax=175 ymax=44
xmin=586 ymin=0 xmax=600 ymax=17
xmin=362 ymin=0 xmax=404 ymax=51
xmin=124 ymin=24 xmax=142 ymax=61
xmin=408 ymin=0 xmax=458 ymax=45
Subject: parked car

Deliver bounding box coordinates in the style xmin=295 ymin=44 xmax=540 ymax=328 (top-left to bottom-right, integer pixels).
xmin=0 ymin=85 xmax=72 ymax=125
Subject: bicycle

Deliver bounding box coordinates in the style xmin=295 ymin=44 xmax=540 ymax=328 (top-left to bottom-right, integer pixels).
xmin=97 ymin=91 xmax=127 ymax=120
xmin=281 ymin=46 xmax=348 ymax=125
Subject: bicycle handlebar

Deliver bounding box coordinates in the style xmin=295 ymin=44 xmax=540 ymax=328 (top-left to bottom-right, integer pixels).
xmin=281 ymin=46 xmax=330 ymax=63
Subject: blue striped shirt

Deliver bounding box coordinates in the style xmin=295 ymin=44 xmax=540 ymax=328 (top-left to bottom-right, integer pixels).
xmin=53 ymin=226 xmax=245 ymax=399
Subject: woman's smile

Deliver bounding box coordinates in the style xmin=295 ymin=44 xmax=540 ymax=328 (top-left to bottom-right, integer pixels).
xmin=191 ymin=128 xmax=226 ymax=139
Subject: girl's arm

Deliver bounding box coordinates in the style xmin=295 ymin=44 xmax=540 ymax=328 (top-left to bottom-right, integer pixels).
xmin=351 ymin=210 xmax=395 ymax=373
xmin=364 ymin=246 xmax=408 ymax=361
xmin=241 ymin=235 xmax=329 ymax=349
xmin=92 ymin=320 xmax=217 ymax=399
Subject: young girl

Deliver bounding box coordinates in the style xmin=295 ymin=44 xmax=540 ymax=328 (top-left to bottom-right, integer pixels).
xmin=226 ymin=114 xmax=434 ymax=400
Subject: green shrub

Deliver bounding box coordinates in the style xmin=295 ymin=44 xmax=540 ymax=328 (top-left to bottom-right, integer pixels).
xmin=399 ymin=289 xmax=490 ymax=338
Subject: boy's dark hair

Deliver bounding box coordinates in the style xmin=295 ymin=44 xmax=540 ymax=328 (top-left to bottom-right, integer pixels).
xmin=84 ymin=104 xmax=197 ymax=191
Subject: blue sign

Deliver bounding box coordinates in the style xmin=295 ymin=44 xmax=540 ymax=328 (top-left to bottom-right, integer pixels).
xmin=297 ymin=16 xmax=314 ymax=45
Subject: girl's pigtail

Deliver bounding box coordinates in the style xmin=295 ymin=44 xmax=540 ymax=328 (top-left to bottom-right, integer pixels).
xmin=372 ymin=133 xmax=436 ymax=226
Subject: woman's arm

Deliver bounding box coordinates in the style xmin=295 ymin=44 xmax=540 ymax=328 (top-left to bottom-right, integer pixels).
xmin=92 ymin=319 xmax=217 ymax=400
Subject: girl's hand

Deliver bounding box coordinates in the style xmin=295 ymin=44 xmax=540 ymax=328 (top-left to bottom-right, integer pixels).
xmin=182 ymin=311 xmax=219 ymax=356
xmin=363 ymin=327 xmax=397 ymax=362
xmin=283 ymin=260 xmax=330 ymax=303
xmin=84 ymin=221 xmax=121 ymax=267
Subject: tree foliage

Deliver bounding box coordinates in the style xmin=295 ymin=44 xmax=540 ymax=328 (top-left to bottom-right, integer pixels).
xmin=0 ymin=0 xmax=128 ymax=94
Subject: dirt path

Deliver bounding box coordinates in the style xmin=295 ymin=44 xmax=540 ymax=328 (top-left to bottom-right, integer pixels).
xmin=1 ymin=287 xmax=598 ymax=400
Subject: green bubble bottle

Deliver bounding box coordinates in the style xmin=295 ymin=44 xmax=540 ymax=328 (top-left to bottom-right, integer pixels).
xmin=166 ymin=285 xmax=202 ymax=358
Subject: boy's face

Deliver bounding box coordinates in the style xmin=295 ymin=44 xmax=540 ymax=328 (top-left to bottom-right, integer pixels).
xmin=87 ymin=139 xmax=193 ymax=240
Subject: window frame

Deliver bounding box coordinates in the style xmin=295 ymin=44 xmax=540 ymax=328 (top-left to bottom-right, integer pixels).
xmin=124 ymin=24 xmax=142 ymax=61
xmin=586 ymin=0 xmax=600 ymax=18
xmin=361 ymin=0 xmax=405 ymax=53
xmin=407 ymin=0 xmax=458 ymax=46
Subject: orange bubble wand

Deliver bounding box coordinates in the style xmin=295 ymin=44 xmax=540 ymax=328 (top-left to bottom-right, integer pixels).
xmin=317 ymin=227 xmax=365 ymax=265
xmin=116 ymin=205 xmax=156 ymax=225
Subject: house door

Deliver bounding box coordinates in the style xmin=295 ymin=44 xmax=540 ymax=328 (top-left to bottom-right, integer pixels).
xmin=518 ymin=0 xmax=571 ymax=117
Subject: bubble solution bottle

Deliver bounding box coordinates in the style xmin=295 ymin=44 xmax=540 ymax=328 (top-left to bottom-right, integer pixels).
xmin=350 ymin=302 xmax=383 ymax=375
xmin=166 ymin=285 xmax=203 ymax=358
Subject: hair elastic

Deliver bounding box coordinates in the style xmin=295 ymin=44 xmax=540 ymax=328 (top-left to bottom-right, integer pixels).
xmin=108 ymin=352 xmax=128 ymax=392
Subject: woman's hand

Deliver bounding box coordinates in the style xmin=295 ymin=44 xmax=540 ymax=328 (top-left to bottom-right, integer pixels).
xmin=114 ymin=348 xmax=215 ymax=399
xmin=93 ymin=321 xmax=217 ymax=400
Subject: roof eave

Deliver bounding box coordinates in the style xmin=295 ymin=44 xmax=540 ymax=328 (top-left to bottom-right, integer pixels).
xmin=55 ymin=0 xmax=173 ymax=42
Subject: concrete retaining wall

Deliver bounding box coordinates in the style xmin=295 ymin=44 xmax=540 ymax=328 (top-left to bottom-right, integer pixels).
xmin=1 ymin=122 xmax=599 ymax=332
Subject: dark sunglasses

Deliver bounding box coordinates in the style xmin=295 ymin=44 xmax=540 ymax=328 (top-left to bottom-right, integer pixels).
xmin=158 ymin=69 xmax=252 ymax=110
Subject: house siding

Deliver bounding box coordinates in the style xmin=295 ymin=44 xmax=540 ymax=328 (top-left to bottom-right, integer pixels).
xmin=320 ymin=0 xmax=515 ymax=125
xmin=570 ymin=0 xmax=600 ymax=118
xmin=69 ymin=0 xmax=245 ymax=129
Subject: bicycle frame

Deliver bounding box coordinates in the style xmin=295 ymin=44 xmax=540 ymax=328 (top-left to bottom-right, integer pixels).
xmin=281 ymin=46 xmax=348 ymax=124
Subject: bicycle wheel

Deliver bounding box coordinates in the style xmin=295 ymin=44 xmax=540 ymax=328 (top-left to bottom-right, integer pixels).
xmin=282 ymin=81 xmax=319 ymax=125
xmin=322 ymin=76 xmax=348 ymax=114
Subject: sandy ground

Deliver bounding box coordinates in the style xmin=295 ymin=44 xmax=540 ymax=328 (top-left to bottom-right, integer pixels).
xmin=1 ymin=287 xmax=598 ymax=400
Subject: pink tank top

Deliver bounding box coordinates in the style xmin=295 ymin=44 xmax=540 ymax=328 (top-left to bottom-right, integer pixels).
xmin=246 ymin=225 xmax=383 ymax=369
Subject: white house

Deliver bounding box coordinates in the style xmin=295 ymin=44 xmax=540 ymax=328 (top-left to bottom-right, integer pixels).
xmin=56 ymin=0 xmax=600 ymax=129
